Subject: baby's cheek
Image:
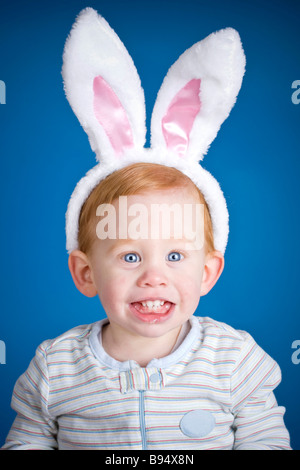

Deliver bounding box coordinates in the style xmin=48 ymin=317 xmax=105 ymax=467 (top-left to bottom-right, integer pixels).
xmin=181 ymin=278 xmax=202 ymax=307
xmin=98 ymin=274 xmax=127 ymax=304
xmin=180 ymin=270 xmax=202 ymax=293
xmin=98 ymin=287 xmax=116 ymax=315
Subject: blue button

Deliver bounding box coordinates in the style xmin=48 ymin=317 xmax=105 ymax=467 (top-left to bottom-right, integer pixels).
xmin=149 ymin=372 xmax=160 ymax=383
xmin=180 ymin=409 xmax=215 ymax=438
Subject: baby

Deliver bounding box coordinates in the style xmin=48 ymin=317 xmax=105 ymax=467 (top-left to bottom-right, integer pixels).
xmin=3 ymin=8 xmax=291 ymax=450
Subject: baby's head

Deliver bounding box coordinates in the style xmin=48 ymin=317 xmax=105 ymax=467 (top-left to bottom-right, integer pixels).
xmin=68 ymin=162 xmax=224 ymax=337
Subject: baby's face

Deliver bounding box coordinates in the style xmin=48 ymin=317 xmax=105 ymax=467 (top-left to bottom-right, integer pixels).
xmin=87 ymin=187 xmax=207 ymax=339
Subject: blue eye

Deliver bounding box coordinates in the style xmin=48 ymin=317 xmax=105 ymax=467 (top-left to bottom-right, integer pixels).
xmin=167 ymin=251 xmax=183 ymax=262
xmin=123 ymin=252 xmax=141 ymax=263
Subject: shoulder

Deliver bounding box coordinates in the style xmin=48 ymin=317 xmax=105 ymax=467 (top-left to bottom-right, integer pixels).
xmin=195 ymin=316 xmax=281 ymax=394
xmin=37 ymin=323 xmax=95 ymax=357
xmin=190 ymin=316 xmax=251 ymax=368
xmin=196 ymin=315 xmax=249 ymax=344
xmin=195 ymin=316 xmax=278 ymax=370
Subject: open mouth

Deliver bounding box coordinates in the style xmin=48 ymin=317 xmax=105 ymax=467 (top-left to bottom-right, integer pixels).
xmin=129 ymin=299 xmax=175 ymax=323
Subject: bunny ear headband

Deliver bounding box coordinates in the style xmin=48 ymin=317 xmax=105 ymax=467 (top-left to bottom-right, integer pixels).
xmin=63 ymin=7 xmax=246 ymax=255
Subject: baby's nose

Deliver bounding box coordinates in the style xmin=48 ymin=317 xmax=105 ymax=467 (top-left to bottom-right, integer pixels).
xmin=137 ymin=267 xmax=168 ymax=288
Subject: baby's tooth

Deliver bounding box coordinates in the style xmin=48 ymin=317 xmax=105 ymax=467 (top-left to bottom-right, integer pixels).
xmin=140 ymin=300 xmax=166 ymax=310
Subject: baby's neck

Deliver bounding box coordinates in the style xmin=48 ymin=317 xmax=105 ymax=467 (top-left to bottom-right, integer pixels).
xmin=101 ymin=322 xmax=183 ymax=367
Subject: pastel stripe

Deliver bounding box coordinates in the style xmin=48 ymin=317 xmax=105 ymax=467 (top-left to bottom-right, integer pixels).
xmin=2 ymin=316 xmax=291 ymax=450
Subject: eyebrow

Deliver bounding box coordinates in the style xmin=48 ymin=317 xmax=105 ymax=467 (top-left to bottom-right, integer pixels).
xmin=106 ymin=238 xmax=138 ymax=255
xmin=105 ymin=236 xmax=198 ymax=254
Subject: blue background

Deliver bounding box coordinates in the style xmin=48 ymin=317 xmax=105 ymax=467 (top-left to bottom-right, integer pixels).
xmin=0 ymin=0 xmax=300 ymax=449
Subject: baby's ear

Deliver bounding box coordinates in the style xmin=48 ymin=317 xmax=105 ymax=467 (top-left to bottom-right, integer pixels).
xmin=68 ymin=250 xmax=98 ymax=298
xmin=200 ymin=251 xmax=224 ymax=296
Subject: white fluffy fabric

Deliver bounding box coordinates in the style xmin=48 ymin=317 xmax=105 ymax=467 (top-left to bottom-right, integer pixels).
xmin=150 ymin=28 xmax=246 ymax=160
xmin=62 ymin=8 xmax=246 ymax=255
xmin=62 ymin=7 xmax=146 ymax=161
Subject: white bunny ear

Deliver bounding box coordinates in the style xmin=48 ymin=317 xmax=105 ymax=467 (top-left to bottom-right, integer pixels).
xmin=150 ymin=28 xmax=246 ymax=161
xmin=62 ymin=8 xmax=146 ymax=162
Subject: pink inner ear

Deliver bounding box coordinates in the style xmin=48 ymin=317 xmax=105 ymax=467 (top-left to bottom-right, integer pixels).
xmin=161 ymin=78 xmax=201 ymax=158
xmin=93 ymin=76 xmax=134 ymax=156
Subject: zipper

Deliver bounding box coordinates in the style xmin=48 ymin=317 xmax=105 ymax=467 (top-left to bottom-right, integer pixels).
xmin=139 ymin=391 xmax=147 ymax=450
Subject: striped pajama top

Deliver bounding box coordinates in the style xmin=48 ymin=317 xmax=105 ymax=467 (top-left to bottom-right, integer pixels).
xmin=2 ymin=315 xmax=291 ymax=450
